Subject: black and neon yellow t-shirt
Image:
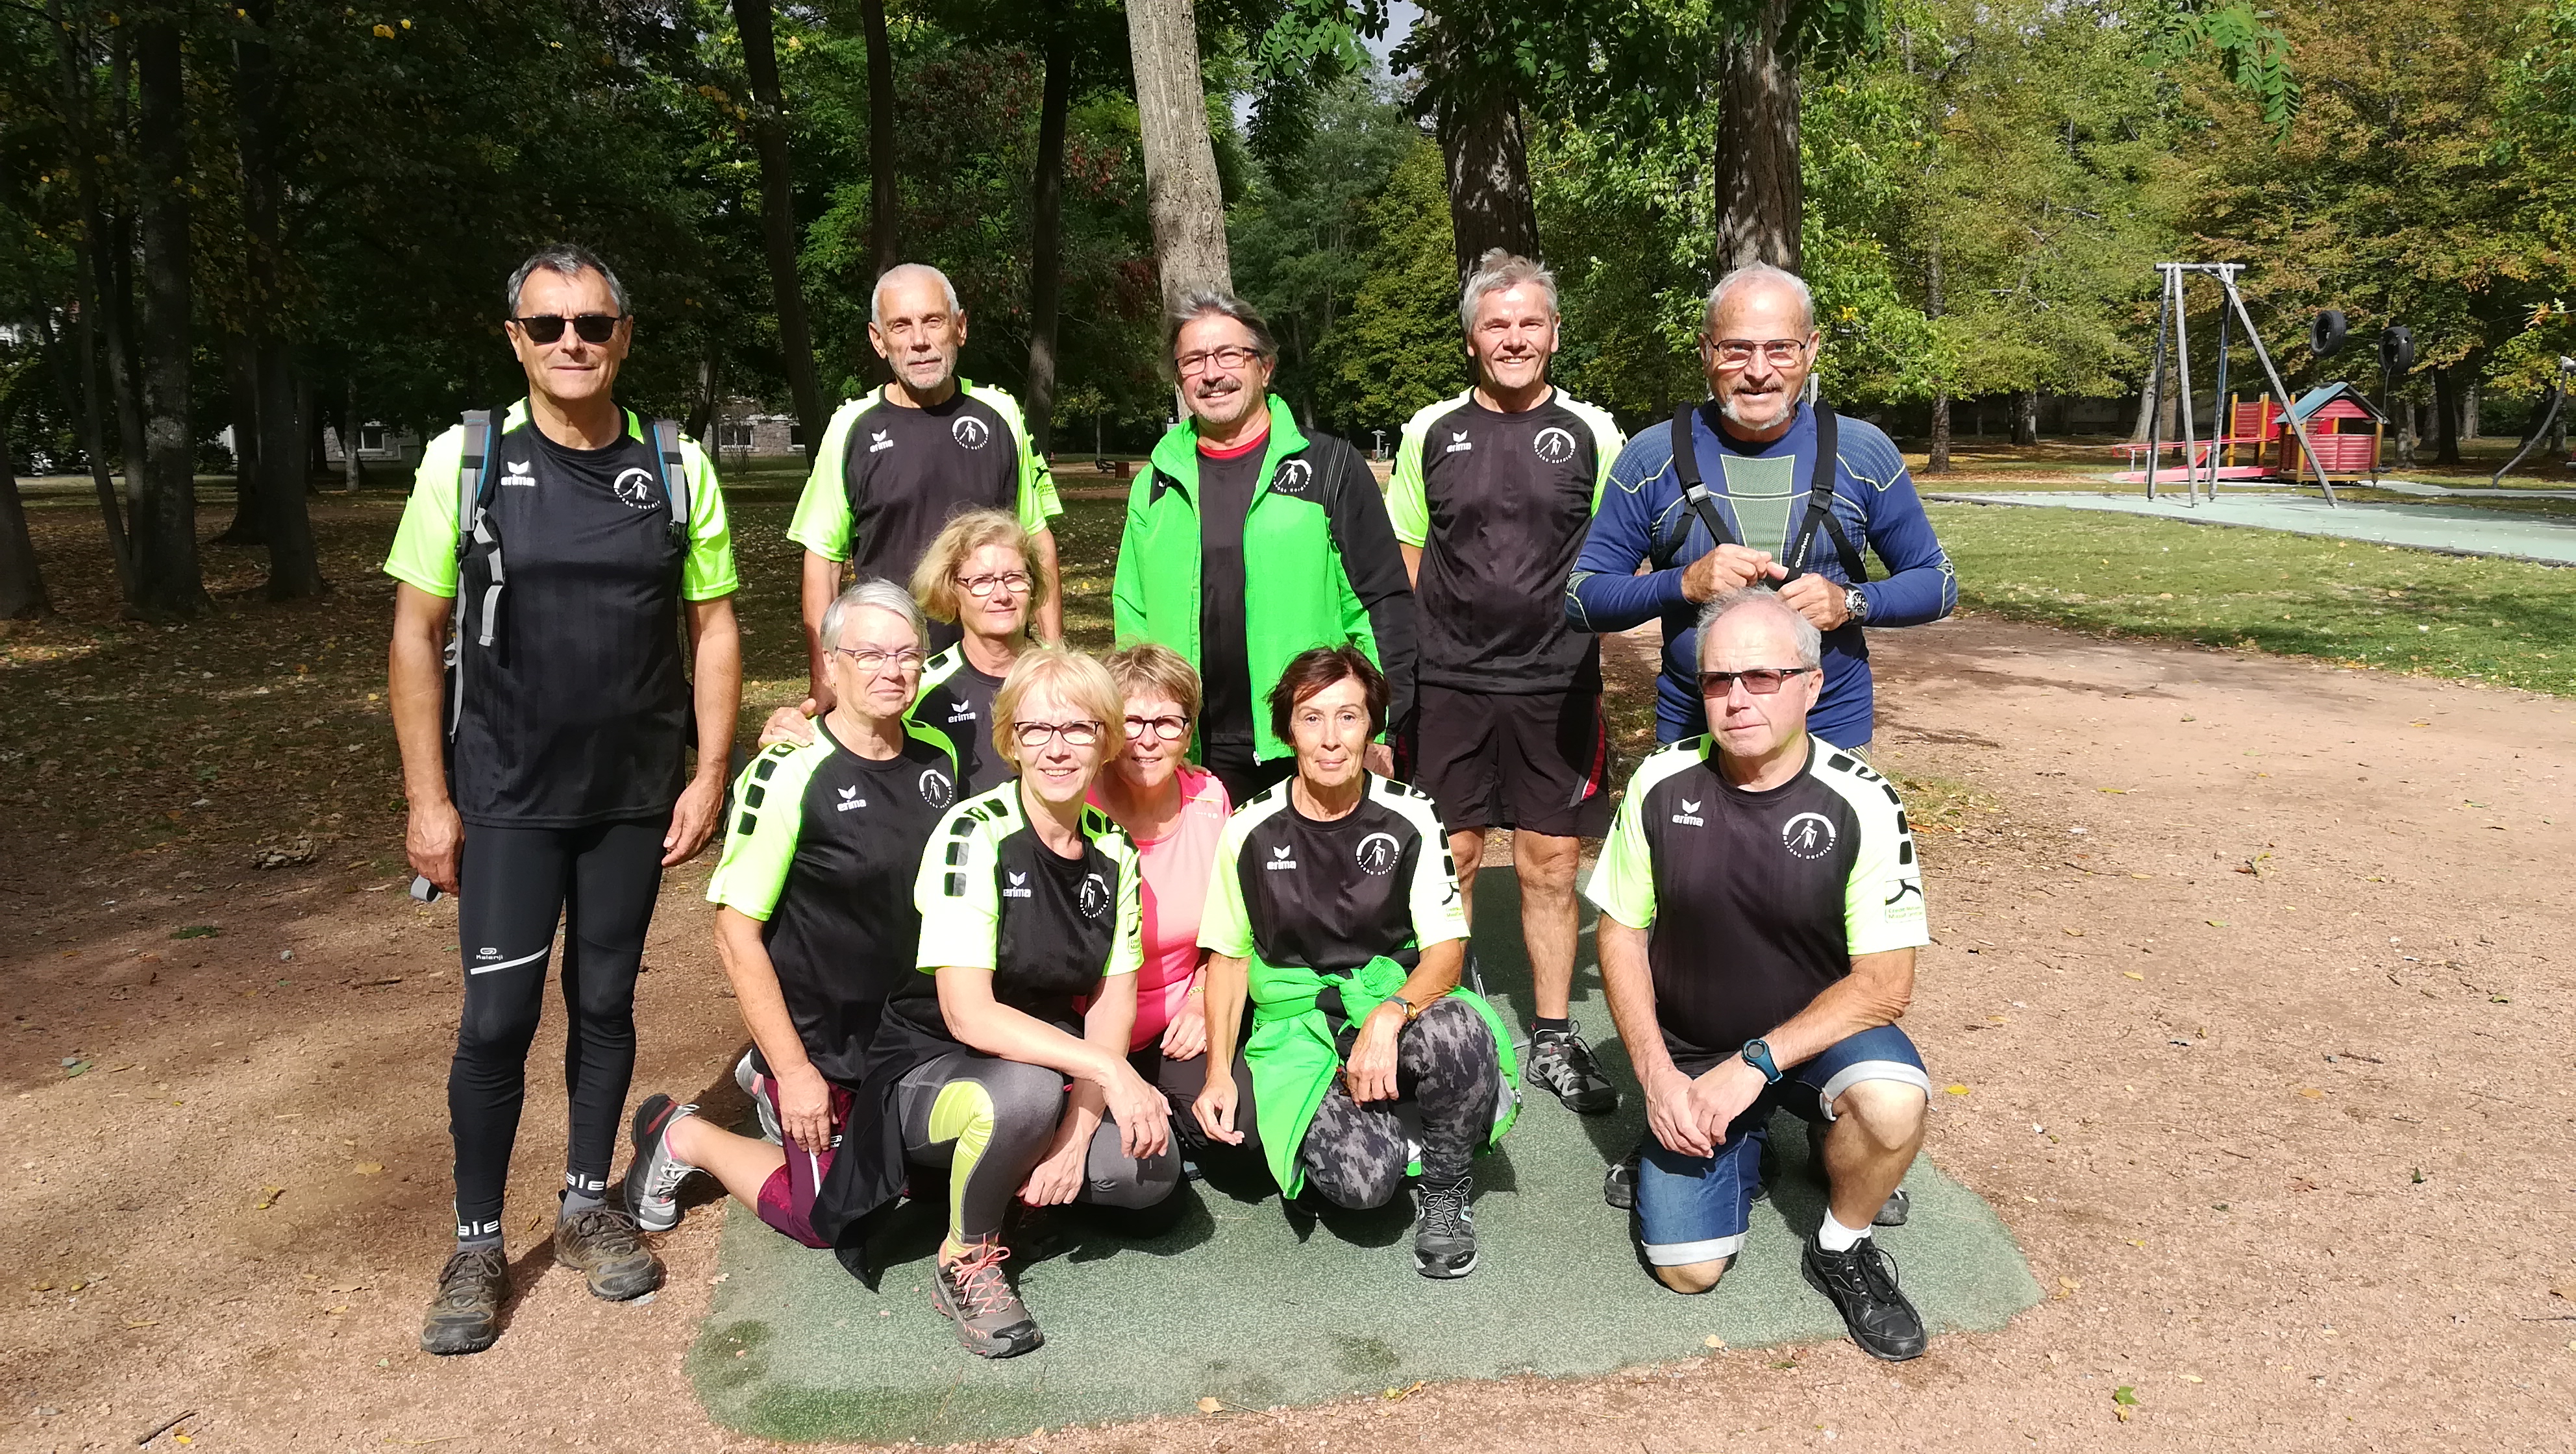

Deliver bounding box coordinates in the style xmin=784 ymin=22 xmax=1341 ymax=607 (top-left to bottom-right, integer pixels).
xmin=703 ymin=719 xmax=959 ymax=1084
xmin=786 ymin=380 xmax=1061 ymax=587
xmin=1198 ymin=775 xmax=1468 ymax=977
xmin=884 ymin=783 xmax=1142 ymax=1052
xmin=909 ymin=644 xmax=1009 ymax=795
xmin=1385 ymin=388 xmax=1622 ymax=694
xmin=382 ymin=402 xmax=737 ymax=828
xmin=1583 ymin=738 xmax=1931 ymax=1075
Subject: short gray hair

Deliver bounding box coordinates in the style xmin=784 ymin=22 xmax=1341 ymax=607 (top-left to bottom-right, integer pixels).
xmin=1165 ymin=289 xmax=1278 ymax=364
xmin=507 ymin=244 xmax=628 ymax=317
xmin=871 ymin=263 xmax=962 ymax=325
xmin=820 ymin=577 xmax=929 ymax=654
xmin=1698 ymin=585 xmax=1822 ymax=669
xmin=1459 ymin=249 xmax=1559 ymax=334
xmin=1703 ymin=262 xmax=1814 ymax=336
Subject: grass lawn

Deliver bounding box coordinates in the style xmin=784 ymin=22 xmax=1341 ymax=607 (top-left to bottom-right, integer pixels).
xmin=1926 ymin=500 xmax=2576 ymax=696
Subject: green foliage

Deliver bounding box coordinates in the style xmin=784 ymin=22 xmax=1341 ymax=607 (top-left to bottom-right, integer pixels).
xmin=1309 ymin=140 xmax=1471 ymax=430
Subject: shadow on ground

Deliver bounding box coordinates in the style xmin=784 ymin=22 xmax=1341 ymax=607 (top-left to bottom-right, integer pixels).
xmin=686 ymin=870 xmax=2041 ymax=1445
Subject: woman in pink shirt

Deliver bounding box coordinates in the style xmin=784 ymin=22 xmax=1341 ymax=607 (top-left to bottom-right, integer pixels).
xmin=1090 ymin=644 xmax=1256 ymax=1164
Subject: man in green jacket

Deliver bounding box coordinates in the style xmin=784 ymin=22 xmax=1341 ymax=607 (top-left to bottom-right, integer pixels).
xmin=1111 ymin=291 xmax=1417 ymax=802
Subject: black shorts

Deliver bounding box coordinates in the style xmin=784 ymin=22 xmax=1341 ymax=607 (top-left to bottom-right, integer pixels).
xmin=1411 ymin=685 xmax=1613 ymax=837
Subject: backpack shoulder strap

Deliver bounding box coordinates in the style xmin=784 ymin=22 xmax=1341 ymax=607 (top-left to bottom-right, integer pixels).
xmin=1667 ymin=403 xmax=1740 ymax=556
xmin=447 ymin=409 xmax=501 ymax=738
xmin=650 ymin=417 xmax=689 ymax=534
xmin=456 ymin=410 xmax=496 ymax=558
xmin=1787 ymin=404 xmax=1868 ymax=584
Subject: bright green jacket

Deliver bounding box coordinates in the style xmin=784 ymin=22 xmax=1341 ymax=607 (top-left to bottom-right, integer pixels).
xmin=1245 ymin=954 xmax=1520 ymax=1197
xmin=1110 ymin=396 xmax=1417 ymax=764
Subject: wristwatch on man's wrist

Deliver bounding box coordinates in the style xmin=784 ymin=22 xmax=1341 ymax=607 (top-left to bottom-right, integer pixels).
xmin=1843 ymin=585 xmax=1870 ymax=624
xmin=1739 ymin=1037 xmax=1784 ymax=1084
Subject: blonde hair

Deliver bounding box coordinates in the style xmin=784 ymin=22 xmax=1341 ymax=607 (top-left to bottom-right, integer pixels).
xmin=1102 ymin=641 xmax=1203 ymax=723
xmin=991 ymin=646 xmax=1128 ymax=770
xmin=911 ymin=508 xmax=1047 ymax=626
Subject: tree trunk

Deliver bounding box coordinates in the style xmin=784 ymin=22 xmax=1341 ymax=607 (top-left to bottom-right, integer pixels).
xmin=862 ymin=0 xmax=901 ymax=284
xmin=49 ymin=2 xmax=147 ymax=543
xmin=0 ymin=419 xmax=51 ymax=620
xmin=1924 ymin=240 xmax=1949 ymax=474
xmin=30 ymin=294 xmax=132 ymax=592
xmin=130 ymin=16 xmax=207 ymax=621
xmin=341 ymin=376 xmax=366 ymax=491
xmin=2013 ymin=389 xmax=2038 ymax=446
xmin=2431 ymin=368 xmax=2462 ymax=465
xmin=734 ymin=0 xmax=827 ymax=451
xmin=688 ymin=337 xmax=719 ymax=443
xmin=1024 ymin=10 xmax=1073 ymax=456
xmin=217 ymin=332 xmax=264 ymax=545
xmin=2461 ymin=380 xmax=2479 ymax=440
xmin=1435 ymin=79 xmax=1539 ymax=280
xmin=238 ymin=1 xmax=323 ymax=595
xmin=1125 ymin=0 xmax=1234 ymax=309
xmin=2394 ymin=386 xmax=2418 ymax=467
xmin=1711 ymin=0 xmax=1802 ymax=273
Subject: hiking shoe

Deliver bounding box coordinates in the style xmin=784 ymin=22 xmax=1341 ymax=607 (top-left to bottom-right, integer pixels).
xmin=1525 ymin=1022 xmax=1620 ymax=1114
xmin=1802 ymin=1237 xmax=1927 ymax=1362
xmin=1412 ymin=1174 xmax=1478 ymax=1279
xmin=419 ymin=1245 xmax=512 ymax=1355
xmin=930 ymin=1240 xmax=1042 ymax=1359
xmin=1604 ymin=1148 xmax=1639 ymax=1209
xmin=554 ymin=1205 xmax=663 ymax=1301
xmin=623 ymin=1094 xmax=699 ymax=1233
xmin=1874 ymin=1187 xmax=1911 ymax=1227
xmin=737 ymin=1050 xmax=780 ymax=1144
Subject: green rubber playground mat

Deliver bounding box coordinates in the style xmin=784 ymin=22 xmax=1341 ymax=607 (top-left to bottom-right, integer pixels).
xmin=687 ymin=872 xmax=2040 ymax=1446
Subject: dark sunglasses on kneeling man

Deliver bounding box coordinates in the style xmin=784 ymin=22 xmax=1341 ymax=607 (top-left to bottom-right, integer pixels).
xmin=511 ymin=313 xmax=625 ymax=345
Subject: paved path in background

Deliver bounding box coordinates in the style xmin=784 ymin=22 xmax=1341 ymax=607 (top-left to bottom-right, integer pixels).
xmin=1928 ymin=489 xmax=2576 ymax=565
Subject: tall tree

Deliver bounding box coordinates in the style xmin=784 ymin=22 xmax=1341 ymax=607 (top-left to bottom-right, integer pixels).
xmin=0 ymin=418 xmax=49 ymax=621
xmin=1713 ymin=0 xmax=1802 ymax=271
xmin=732 ymin=0 xmax=826 ymax=449
xmin=236 ymin=0 xmax=323 ymax=598
xmin=1412 ymin=10 xmax=1540 ymax=278
xmin=130 ymin=12 xmax=206 ymax=620
xmin=1125 ymin=0 xmax=1233 ymax=306
xmin=863 ymin=0 xmax=902 ymax=282
xmin=1023 ymin=2 xmax=1074 ymax=454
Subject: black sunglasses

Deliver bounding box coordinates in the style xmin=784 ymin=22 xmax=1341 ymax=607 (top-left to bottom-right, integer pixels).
xmin=512 ymin=313 xmax=625 ymax=345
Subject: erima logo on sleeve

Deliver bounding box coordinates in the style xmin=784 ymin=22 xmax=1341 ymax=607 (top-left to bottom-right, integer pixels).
xmin=1533 ymin=426 xmax=1578 ymax=464
xmin=868 ymin=428 xmax=894 ymax=454
xmin=951 ymin=416 xmax=991 ymax=450
xmin=836 ymin=785 xmax=867 ymax=812
xmin=1443 ymin=430 xmax=1473 ymax=455
xmin=501 ymin=460 xmax=537 ymax=488
xmin=1004 ymin=870 xmax=1032 ymax=899
xmin=1265 ymin=843 xmax=1298 ymax=872
xmin=1670 ymin=799 xmax=1705 ymax=827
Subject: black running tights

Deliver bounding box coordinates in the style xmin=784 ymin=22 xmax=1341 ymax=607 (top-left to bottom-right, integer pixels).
xmin=448 ymin=817 xmax=666 ymax=1238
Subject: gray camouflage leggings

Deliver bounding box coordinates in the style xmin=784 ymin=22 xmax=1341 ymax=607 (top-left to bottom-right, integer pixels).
xmin=1296 ymin=997 xmax=1500 ymax=1209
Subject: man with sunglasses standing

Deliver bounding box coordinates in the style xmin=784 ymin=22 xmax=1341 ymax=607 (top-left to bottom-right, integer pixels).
xmin=1112 ymin=291 xmax=1415 ymax=804
xmin=386 ymin=244 xmax=741 ymax=1355
xmin=1587 ymin=588 xmax=1934 ymax=1362
xmin=1565 ymin=263 xmax=1955 ymax=754
xmin=788 ymin=264 xmax=1063 ymax=696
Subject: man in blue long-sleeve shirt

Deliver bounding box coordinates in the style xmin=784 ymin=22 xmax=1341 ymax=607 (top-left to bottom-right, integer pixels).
xmin=1565 ymin=264 xmax=1955 ymax=750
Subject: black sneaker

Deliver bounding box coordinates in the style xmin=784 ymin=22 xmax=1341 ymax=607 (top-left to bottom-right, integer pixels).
xmin=1412 ymin=1174 xmax=1478 ymax=1278
xmin=419 ymin=1245 xmax=511 ymax=1355
xmin=1525 ymin=1022 xmax=1620 ymax=1114
xmin=623 ymin=1094 xmax=700 ymax=1233
xmin=1874 ymin=1187 xmax=1911 ymax=1227
xmin=1802 ymin=1237 xmax=1927 ymax=1361
xmin=1604 ymin=1149 xmax=1639 ymax=1210
xmin=554 ymin=1204 xmax=663 ymax=1301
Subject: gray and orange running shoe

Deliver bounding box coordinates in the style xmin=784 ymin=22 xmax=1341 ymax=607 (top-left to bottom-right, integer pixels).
xmin=930 ymin=1238 xmax=1043 ymax=1358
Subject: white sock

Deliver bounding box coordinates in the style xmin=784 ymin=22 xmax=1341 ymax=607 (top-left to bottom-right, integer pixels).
xmin=1817 ymin=1209 xmax=1872 ymax=1253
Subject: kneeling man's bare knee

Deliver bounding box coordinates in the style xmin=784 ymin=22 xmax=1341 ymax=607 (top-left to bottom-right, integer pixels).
xmin=1654 ymin=1256 xmax=1732 ymax=1295
xmin=1834 ymin=1079 xmax=1926 ymax=1151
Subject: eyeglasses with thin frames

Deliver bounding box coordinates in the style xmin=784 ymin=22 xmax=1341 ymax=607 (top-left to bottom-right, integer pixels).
xmin=1698 ymin=667 xmax=1814 ymax=696
xmin=1012 ymin=719 xmax=1105 ymax=749
xmin=832 ymin=646 xmax=925 ymax=677
xmin=512 ymin=314 xmax=624 ymax=345
xmin=1703 ymin=337 xmax=1811 ymax=369
xmin=1174 ymin=345 xmax=1263 ymax=376
xmin=959 ymin=571 xmax=1032 ymax=599
xmin=1124 ymin=713 xmax=1190 ymax=742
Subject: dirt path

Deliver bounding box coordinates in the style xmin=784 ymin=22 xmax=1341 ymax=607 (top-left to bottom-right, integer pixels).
xmin=5 ymin=615 xmax=2570 ymax=1451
